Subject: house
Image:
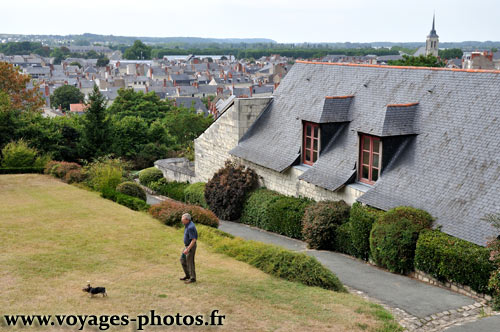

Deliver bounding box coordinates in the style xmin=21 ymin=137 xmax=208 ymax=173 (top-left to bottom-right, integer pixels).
xmin=69 ymin=103 xmax=88 ymax=114
xmin=156 ymin=61 xmax=500 ymax=247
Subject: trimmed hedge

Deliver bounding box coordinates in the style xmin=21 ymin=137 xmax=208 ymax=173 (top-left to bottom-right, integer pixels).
xmin=415 ymin=229 xmax=494 ymax=294
xmin=198 ymin=224 xmax=346 ymax=292
xmin=370 ymin=206 xmax=433 ymax=275
xmin=116 ymin=181 xmax=147 ymax=201
xmin=0 ymin=167 xmax=45 ymax=174
xmin=240 ymin=188 xmax=313 ymax=239
xmin=149 ymin=200 xmax=219 ymax=228
xmin=205 ymin=161 xmax=258 ymax=220
xmin=139 ymin=167 xmax=163 ymax=186
xmin=184 ymin=182 xmax=208 ymax=208
xmin=150 ymin=179 xmax=189 ymax=202
xmin=349 ymin=203 xmax=384 ymax=261
xmin=101 ymin=187 xmax=149 ymax=212
xmin=335 ymin=222 xmax=355 ymax=256
xmin=302 ymin=200 xmax=350 ymax=250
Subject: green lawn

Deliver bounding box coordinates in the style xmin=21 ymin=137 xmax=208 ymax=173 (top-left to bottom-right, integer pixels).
xmin=0 ymin=174 xmax=400 ymax=331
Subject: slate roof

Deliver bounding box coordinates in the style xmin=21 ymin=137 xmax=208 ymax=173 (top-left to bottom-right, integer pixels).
xmin=302 ymin=96 xmax=353 ymax=123
xmin=230 ymin=61 xmax=500 ymax=246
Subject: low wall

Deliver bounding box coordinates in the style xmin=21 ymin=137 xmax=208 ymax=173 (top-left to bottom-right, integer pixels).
xmin=155 ymin=158 xmax=196 ymax=183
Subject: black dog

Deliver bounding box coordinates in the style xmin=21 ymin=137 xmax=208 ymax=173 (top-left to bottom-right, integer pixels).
xmin=82 ymin=282 xmax=107 ymax=297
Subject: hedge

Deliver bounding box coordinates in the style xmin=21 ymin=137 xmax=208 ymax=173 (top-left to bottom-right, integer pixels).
xmin=149 ymin=200 xmax=219 ymax=228
xmin=100 ymin=187 xmax=149 ymax=212
xmin=302 ymin=200 xmax=350 ymax=250
xmin=0 ymin=167 xmax=45 ymax=174
xmin=184 ymin=182 xmax=208 ymax=208
xmin=240 ymin=188 xmax=313 ymax=239
xmin=415 ymin=229 xmax=495 ymax=294
xmin=150 ymin=179 xmax=190 ymax=202
xmin=349 ymin=203 xmax=384 ymax=261
xmin=335 ymin=222 xmax=355 ymax=256
xmin=370 ymin=206 xmax=433 ymax=274
xmin=139 ymin=167 xmax=163 ymax=186
xmin=198 ymin=224 xmax=346 ymax=292
xmin=116 ymin=181 xmax=147 ymax=201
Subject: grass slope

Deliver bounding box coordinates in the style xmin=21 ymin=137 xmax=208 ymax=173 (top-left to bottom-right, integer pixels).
xmin=0 ymin=174 xmax=400 ymax=331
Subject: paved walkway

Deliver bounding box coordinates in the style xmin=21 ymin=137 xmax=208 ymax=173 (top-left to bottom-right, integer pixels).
xmin=443 ymin=315 xmax=500 ymax=332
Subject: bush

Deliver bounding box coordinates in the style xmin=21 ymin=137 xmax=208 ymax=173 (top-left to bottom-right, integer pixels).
xmin=149 ymin=200 xmax=219 ymax=228
xmin=85 ymin=157 xmax=128 ymax=192
xmin=415 ymin=229 xmax=495 ymax=294
xmin=100 ymin=187 xmax=149 ymax=211
xmin=64 ymin=168 xmax=86 ymax=184
xmin=240 ymin=188 xmax=312 ymax=239
xmin=370 ymin=207 xmax=433 ymax=274
xmin=198 ymin=225 xmax=345 ymax=292
xmin=116 ymin=181 xmax=147 ymax=201
xmin=205 ymin=160 xmax=258 ymax=220
xmin=150 ymin=178 xmax=189 ymax=201
xmin=335 ymin=222 xmax=355 ymax=255
xmin=139 ymin=167 xmax=163 ymax=187
xmin=302 ymin=201 xmax=350 ymax=249
xmin=1 ymin=139 xmax=50 ymax=168
xmin=44 ymin=161 xmax=83 ymax=183
xmin=489 ymin=270 xmax=500 ymax=310
xmin=0 ymin=167 xmax=44 ymax=174
xmin=349 ymin=203 xmax=384 ymax=261
xmin=184 ymin=182 xmax=208 ymax=208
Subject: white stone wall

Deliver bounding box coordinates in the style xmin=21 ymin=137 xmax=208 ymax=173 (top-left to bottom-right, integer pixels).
xmin=193 ymin=96 xmax=364 ymax=204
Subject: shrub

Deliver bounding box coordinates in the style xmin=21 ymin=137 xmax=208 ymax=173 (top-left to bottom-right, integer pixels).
xmin=415 ymin=229 xmax=494 ymax=294
xmin=370 ymin=207 xmax=434 ymax=274
xmin=44 ymin=161 xmax=83 ymax=183
xmin=116 ymin=181 xmax=147 ymax=201
xmin=184 ymin=182 xmax=208 ymax=208
xmin=335 ymin=222 xmax=355 ymax=256
xmin=85 ymin=156 xmax=129 ymax=192
xmin=240 ymin=189 xmax=313 ymax=239
xmin=64 ymin=168 xmax=86 ymax=184
xmin=1 ymin=139 xmax=50 ymax=168
xmin=198 ymin=225 xmax=345 ymax=292
xmin=100 ymin=187 xmax=149 ymax=211
xmin=0 ymin=167 xmax=44 ymax=174
xmin=139 ymin=167 xmax=163 ymax=187
xmin=150 ymin=178 xmax=189 ymax=202
xmin=302 ymin=201 xmax=350 ymax=249
xmin=489 ymin=270 xmax=500 ymax=310
xmin=54 ymin=162 xmax=81 ymax=179
xmin=205 ymin=160 xmax=258 ymax=220
xmin=149 ymin=200 xmax=219 ymax=228
xmin=349 ymin=203 xmax=384 ymax=261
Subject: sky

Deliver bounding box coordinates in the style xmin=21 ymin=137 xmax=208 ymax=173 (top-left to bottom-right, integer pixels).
xmin=2 ymin=0 xmax=500 ymax=43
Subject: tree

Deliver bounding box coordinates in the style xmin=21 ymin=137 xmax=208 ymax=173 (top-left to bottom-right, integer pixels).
xmin=388 ymin=54 xmax=445 ymax=68
xmin=0 ymin=62 xmax=44 ymax=111
xmin=81 ymin=85 xmax=111 ymax=159
xmin=123 ymin=40 xmax=152 ymax=60
xmin=50 ymin=85 xmax=85 ymax=111
xmin=50 ymin=48 xmax=66 ymax=65
xmin=69 ymin=61 xmax=82 ymax=69
xmin=96 ymin=56 xmax=110 ymax=67
xmin=438 ymin=48 xmax=463 ymax=60
xmin=107 ymin=89 xmax=172 ymax=123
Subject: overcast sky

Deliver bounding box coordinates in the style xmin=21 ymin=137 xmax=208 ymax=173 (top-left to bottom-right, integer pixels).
xmin=2 ymin=0 xmax=499 ymax=43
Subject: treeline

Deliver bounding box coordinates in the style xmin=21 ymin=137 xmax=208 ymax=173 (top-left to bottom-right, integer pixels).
xmin=0 ymin=42 xmax=51 ymax=57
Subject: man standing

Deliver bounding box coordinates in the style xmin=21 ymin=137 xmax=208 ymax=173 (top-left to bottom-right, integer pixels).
xmin=180 ymin=213 xmax=197 ymax=284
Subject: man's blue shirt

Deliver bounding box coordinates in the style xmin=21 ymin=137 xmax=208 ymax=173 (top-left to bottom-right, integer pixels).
xmin=183 ymin=221 xmax=198 ymax=246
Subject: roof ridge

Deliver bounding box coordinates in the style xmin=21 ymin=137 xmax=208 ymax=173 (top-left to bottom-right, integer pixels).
xmin=295 ymin=60 xmax=500 ymax=74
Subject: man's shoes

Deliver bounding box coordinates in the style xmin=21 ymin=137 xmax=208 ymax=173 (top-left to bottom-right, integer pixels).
xmin=179 ymin=276 xmax=190 ymax=281
xmin=184 ymin=279 xmax=196 ymax=284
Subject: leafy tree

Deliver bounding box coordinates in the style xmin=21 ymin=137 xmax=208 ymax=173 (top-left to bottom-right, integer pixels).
xmin=162 ymin=106 xmax=213 ymax=149
xmin=86 ymin=50 xmax=99 ymax=59
xmin=0 ymin=62 xmax=44 ymax=111
xmin=96 ymin=56 xmax=110 ymax=67
xmin=108 ymin=89 xmax=172 ymax=123
xmin=50 ymin=48 xmax=66 ymax=65
xmin=388 ymin=54 xmax=445 ymax=68
xmin=69 ymin=61 xmax=82 ymax=69
xmin=438 ymin=48 xmax=463 ymax=60
xmin=123 ymin=40 xmax=152 ymax=60
xmin=80 ymin=85 xmax=111 ymax=159
xmin=50 ymin=85 xmax=85 ymax=111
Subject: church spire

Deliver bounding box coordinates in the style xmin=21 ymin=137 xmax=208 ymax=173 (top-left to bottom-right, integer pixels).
xmin=428 ymin=13 xmax=438 ymax=38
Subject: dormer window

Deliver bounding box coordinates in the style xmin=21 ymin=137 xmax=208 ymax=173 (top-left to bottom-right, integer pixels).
xmin=359 ymin=134 xmax=381 ymax=185
xmin=303 ymin=121 xmax=320 ymax=165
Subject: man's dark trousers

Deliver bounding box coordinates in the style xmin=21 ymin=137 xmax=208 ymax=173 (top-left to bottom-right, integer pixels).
xmin=180 ymin=242 xmax=197 ymax=281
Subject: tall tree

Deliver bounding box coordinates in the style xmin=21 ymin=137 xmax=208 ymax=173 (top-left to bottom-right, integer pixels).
xmin=0 ymin=62 xmax=44 ymax=111
xmin=388 ymin=54 xmax=445 ymax=68
xmin=81 ymin=85 xmax=110 ymax=159
xmin=50 ymin=85 xmax=85 ymax=111
xmin=123 ymin=40 xmax=152 ymax=60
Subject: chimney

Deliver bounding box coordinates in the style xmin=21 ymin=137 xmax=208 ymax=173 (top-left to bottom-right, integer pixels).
xmin=217 ymin=86 xmax=223 ymax=96
xmin=176 ymin=87 xmax=181 ymax=96
xmin=259 ymin=81 xmax=262 ymax=87
xmin=163 ymin=78 xmax=166 ymax=87
xmin=274 ymin=82 xmax=280 ymax=89
xmin=79 ymin=82 xmax=82 ymax=89
xmin=145 ymin=85 xmax=149 ymax=93
xmin=249 ymin=86 xmax=252 ymax=97
xmin=44 ymin=85 xmax=49 ymax=97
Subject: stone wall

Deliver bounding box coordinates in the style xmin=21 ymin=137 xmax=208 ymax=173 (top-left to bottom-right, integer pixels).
xmin=155 ymin=158 xmax=196 ymax=183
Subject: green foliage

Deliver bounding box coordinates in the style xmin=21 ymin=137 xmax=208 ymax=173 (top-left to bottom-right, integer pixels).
xmin=198 ymin=225 xmax=345 ymax=292
xmin=149 ymin=200 xmax=219 ymax=228
xmin=370 ymin=207 xmax=434 ymax=274
xmin=123 ymin=40 xmax=152 ymax=60
xmin=349 ymin=203 xmax=384 ymax=261
xmin=205 ymin=161 xmax=258 ymax=221
xmin=101 ymin=187 xmax=149 ymax=211
xmin=108 ymin=89 xmax=173 ymax=123
xmin=80 ymin=85 xmax=111 ymax=159
xmin=0 ymin=167 xmax=44 ymax=174
xmin=335 ymin=222 xmax=354 ymax=256
xmin=149 ymin=178 xmax=189 ymax=202
xmin=184 ymin=182 xmax=208 ymax=208
xmin=388 ymin=54 xmax=445 ymax=68
xmin=116 ymin=181 xmax=147 ymax=201
xmin=438 ymin=48 xmax=463 ymax=60
xmin=240 ymin=188 xmax=313 ymax=239
xmin=489 ymin=270 xmax=500 ymax=310
xmin=415 ymin=230 xmax=494 ymax=294
xmin=302 ymin=201 xmax=351 ymax=249
xmin=84 ymin=156 xmax=128 ymax=192
xmin=96 ymin=56 xmax=110 ymax=67
xmin=1 ymin=139 xmax=49 ymax=168
xmin=138 ymin=167 xmax=163 ymax=187
xmin=50 ymin=85 xmax=85 ymax=112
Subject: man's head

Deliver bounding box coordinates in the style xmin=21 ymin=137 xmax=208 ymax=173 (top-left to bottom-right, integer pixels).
xmin=181 ymin=213 xmax=192 ymax=225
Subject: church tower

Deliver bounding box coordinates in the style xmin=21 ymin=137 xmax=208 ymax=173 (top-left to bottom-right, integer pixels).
xmin=425 ymin=14 xmax=439 ymax=57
